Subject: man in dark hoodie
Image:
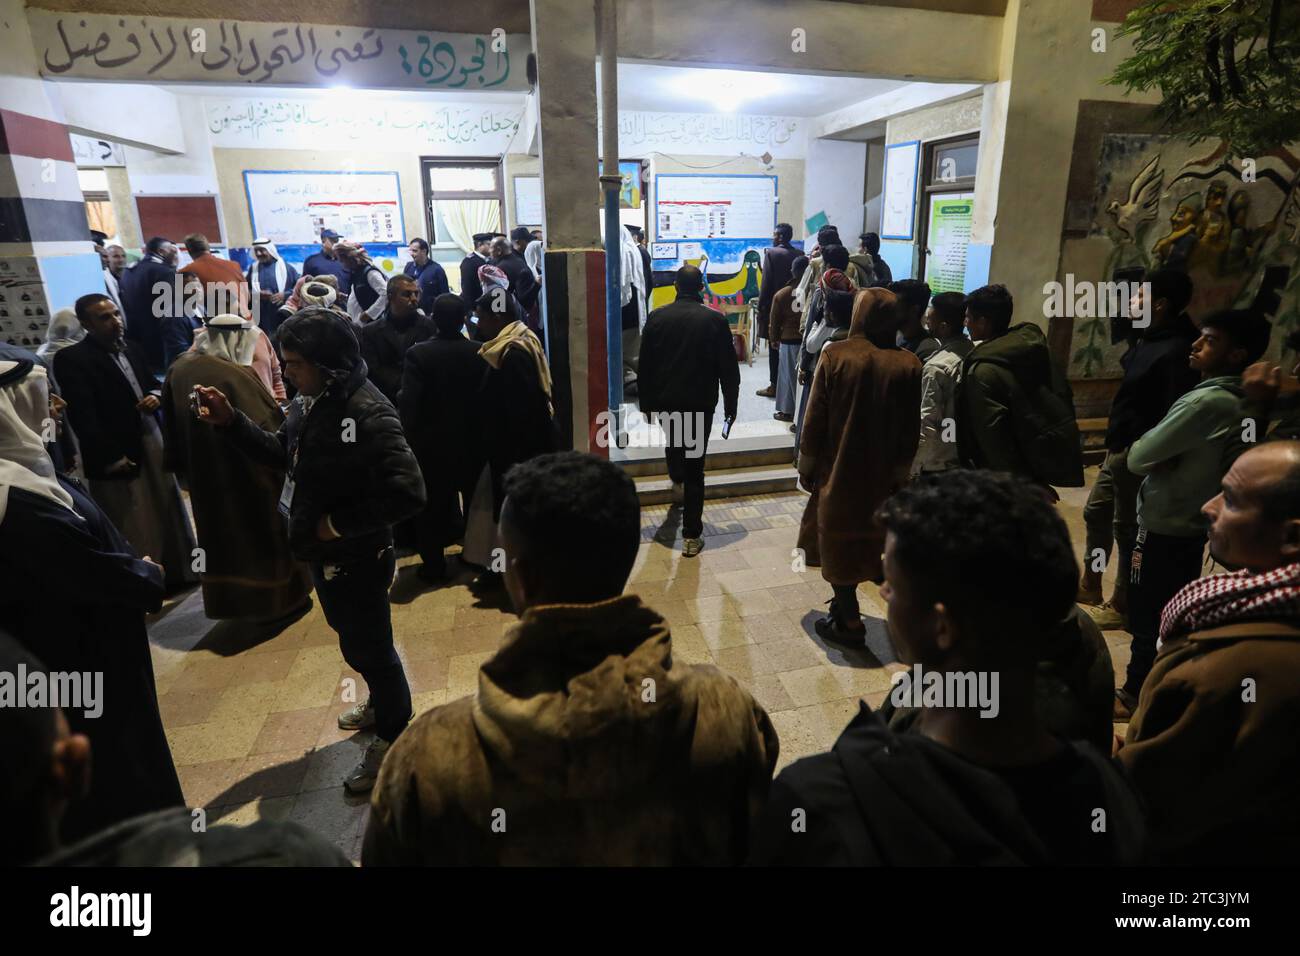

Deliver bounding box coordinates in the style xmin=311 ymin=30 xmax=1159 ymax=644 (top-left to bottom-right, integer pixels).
xmin=751 ymin=470 xmax=1146 ymax=865
xmin=1078 ymin=269 xmax=1199 ymax=629
xmin=363 ymin=452 xmax=779 ymax=865
xmin=192 ymin=307 xmax=425 ymax=793
xmin=956 ymin=284 xmax=1084 ymax=492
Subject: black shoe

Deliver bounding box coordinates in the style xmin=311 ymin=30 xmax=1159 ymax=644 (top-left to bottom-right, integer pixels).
xmin=814 ymin=608 xmax=866 ymax=648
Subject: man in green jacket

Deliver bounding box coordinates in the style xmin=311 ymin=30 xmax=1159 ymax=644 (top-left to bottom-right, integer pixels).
xmin=955 ymin=284 xmax=1084 ymax=490
xmin=1117 ymin=308 xmax=1273 ymax=717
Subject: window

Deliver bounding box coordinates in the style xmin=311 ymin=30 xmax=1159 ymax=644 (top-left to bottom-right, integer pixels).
xmin=421 ymin=159 xmax=503 ymax=251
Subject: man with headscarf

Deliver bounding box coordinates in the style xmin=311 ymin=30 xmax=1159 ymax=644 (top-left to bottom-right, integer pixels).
xmin=335 ymin=241 xmax=390 ymax=326
xmin=0 ymin=357 xmax=183 ymax=842
xmin=462 ymin=288 xmax=560 ymax=581
xmin=793 ymin=266 xmax=858 ymax=452
xmin=490 ymin=236 xmax=539 ymax=313
xmin=192 ymin=307 xmax=425 ymax=793
xmin=54 ymin=294 xmax=197 ymax=592
xmin=247 ymin=238 xmax=299 ymax=329
xmin=473 ymin=264 xmax=528 ymax=335
xmin=797 ymin=288 xmax=922 ymax=647
xmin=162 ymin=315 xmax=311 ymax=623
xmin=459 ymin=232 xmax=495 ymax=309
xmin=360 ymin=274 xmax=435 ymax=405
xmin=36 ymin=309 xmax=83 ymax=379
xmin=400 ymin=294 xmax=488 ymax=583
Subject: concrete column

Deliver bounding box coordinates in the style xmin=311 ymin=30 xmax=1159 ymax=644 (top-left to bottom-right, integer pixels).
xmin=0 ymin=0 xmax=101 ymax=349
xmin=530 ymin=0 xmax=607 ymax=453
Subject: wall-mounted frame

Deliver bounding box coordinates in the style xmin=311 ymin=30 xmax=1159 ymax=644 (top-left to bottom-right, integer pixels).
xmin=881 ymin=139 xmax=920 ymax=242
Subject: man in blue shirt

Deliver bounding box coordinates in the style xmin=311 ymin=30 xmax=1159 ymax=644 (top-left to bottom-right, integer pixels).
xmin=302 ymin=229 xmax=351 ymax=295
xmin=404 ymin=238 xmax=449 ymax=314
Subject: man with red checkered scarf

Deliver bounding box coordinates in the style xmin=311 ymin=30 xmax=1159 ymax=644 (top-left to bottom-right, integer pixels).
xmin=1120 ymin=441 xmax=1300 ymax=864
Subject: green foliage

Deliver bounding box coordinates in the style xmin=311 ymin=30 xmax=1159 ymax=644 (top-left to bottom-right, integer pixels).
xmin=1108 ymin=0 xmax=1300 ymax=156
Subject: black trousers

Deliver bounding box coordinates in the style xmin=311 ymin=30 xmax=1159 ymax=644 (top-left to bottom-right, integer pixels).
xmin=311 ymin=545 xmax=411 ymax=742
xmin=1123 ymin=526 xmax=1205 ymax=698
xmin=768 ymin=336 xmax=779 ymax=387
xmin=661 ymin=411 xmax=713 ymax=539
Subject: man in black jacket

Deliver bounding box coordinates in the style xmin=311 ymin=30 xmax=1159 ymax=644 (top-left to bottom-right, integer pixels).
xmin=359 ymin=274 xmax=435 ymax=404
xmin=638 ymin=266 xmax=740 ymax=557
xmin=750 ymin=471 xmax=1146 ymax=866
xmin=458 ymin=232 xmax=495 ymax=308
xmin=400 ymin=295 xmax=487 ymax=582
xmin=54 ymin=294 xmax=196 ymax=591
xmin=118 ymin=236 xmax=181 ymax=376
xmin=1078 ymin=270 xmax=1198 ymax=628
xmin=755 ymin=223 xmax=800 ymax=399
xmin=490 ymin=236 xmax=539 ymax=312
xmin=193 ymin=308 xmax=425 ymax=793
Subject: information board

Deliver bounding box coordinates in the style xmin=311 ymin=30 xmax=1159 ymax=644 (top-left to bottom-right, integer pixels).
xmin=655 ymin=174 xmax=777 ymax=241
xmin=923 ymin=193 xmax=974 ymax=294
xmin=513 ymin=176 xmax=542 ymax=226
xmin=881 ymin=140 xmax=920 ymax=241
xmin=243 ymin=170 xmax=404 ymax=247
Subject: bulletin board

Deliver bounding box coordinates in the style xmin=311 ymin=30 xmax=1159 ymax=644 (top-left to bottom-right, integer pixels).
xmin=243 ymin=170 xmax=404 ymax=247
xmin=655 ymin=174 xmax=777 ymax=241
xmin=513 ymin=176 xmax=541 ymax=226
xmin=136 ymin=195 xmax=223 ymax=244
xmin=881 ymin=140 xmax=920 ymax=241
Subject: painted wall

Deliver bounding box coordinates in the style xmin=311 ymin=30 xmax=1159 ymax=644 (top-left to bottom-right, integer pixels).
xmin=802 ymin=138 xmax=867 ymax=246
xmin=57 ymin=82 xmax=185 ymax=153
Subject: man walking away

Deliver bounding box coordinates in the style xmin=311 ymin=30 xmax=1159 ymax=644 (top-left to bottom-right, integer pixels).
xmin=638 ymin=266 xmax=740 ymax=558
xmin=192 ymin=307 xmax=425 ymax=792
xmin=400 ymin=295 xmax=487 ymax=583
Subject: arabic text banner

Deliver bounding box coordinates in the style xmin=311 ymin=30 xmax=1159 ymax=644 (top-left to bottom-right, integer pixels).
xmin=206 ymin=97 xmax=522 ymax=155
xmin=30 ymin=11 xmax=530 ymax=91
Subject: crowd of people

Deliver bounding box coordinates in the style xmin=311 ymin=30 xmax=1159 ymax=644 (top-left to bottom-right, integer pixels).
xmin=1 ymin=218 xmax=1298 ymax=867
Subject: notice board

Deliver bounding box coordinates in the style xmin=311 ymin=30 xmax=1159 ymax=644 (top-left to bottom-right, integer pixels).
xmin=881 ymin=140 xmax=920 ymax=241
xmin=655 ymin=174 xmax=777 ymax=241
xmin=136 ymin=195 xmax=223 ymax=245
xmin=243 ymin=170 xmax=404 ymax=246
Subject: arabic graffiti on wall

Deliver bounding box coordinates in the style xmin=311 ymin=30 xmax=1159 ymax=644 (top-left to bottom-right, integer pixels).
xmin=30 ymin=11 xmax=528 ymax=91
xmin=206 ymin=98 xmax=522 ymax=154
xmin=612 ymin=111 xmax=806 ymax=159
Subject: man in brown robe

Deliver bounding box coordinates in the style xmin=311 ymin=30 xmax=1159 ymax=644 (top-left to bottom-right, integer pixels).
xmin=797 ymin=288 xmax=922 ymax=646
xmin=162 ymin=315 xmax=311 ymax=621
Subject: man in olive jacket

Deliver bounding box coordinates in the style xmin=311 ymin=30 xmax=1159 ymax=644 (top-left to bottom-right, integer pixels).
xmin=193 ymin=307 xmax=425 ymax=794
xmin=1121 ymin=441 xmax=1300 ymax=863
xmin=955 ymin=284 xmax=1083 ymax=489
xmin=363 ymin=453 xmax=778 ymax=865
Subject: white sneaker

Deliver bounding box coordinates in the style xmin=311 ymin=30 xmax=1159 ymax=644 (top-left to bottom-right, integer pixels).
xmin=337 ymin=697 xmax=375 ymax=731
xmin=683 ymin=537 xmax=704 ymax=558
xmin=344 ymin=737 xmax=390 ymax=793
xmin=671 ymin=482 xmax=685 ymax=506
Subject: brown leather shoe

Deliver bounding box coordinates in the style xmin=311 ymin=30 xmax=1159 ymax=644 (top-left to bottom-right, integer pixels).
xmin=755 ymin=385 xmax=776 ymax=398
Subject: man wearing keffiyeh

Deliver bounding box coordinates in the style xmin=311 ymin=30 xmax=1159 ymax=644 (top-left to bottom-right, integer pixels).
xmin=1120 ymin=441 xmax=1300 ymax=864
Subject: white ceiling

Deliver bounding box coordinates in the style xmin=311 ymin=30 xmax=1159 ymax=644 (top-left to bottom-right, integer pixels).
xmin=607 ymin=64 xmax=911 ymax=116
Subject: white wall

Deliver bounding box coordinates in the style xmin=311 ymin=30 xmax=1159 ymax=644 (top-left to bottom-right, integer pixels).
xmin=801 ymin=138 xmax=866 ymax=245
xmin=57 ymin=83 xmax=185 ymax=153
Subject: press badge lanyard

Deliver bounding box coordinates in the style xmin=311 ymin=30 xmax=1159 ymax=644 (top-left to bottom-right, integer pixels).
xmin=278 ymin=394 xmax=315 ymax=518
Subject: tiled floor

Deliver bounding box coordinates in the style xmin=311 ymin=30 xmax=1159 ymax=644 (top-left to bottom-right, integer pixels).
xmin=145 ymin=464 xmax=1132 ymax=863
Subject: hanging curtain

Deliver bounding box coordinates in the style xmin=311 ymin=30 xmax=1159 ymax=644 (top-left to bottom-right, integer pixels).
xmin=441 ymin=199 xmax=500 ymax=255
xmin=85 ymin=201 xmax=118 ymax=239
